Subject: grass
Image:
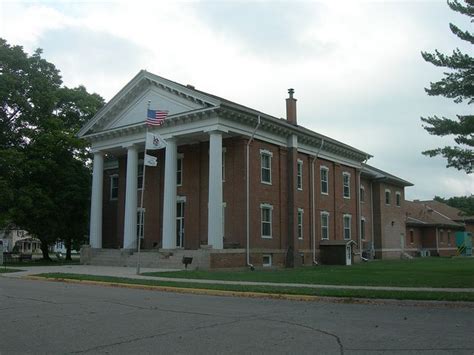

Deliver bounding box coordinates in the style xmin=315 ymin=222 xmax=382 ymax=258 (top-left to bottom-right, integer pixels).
xmin=0 ymin=268 xmax=22 ymax=273
xmin=143 ymin=257 xmax=474 ymax=288
xmin=3 ymin=259 xmax=80 ymax=267
xmin=35 ymin=273 xmax=474 ymax=302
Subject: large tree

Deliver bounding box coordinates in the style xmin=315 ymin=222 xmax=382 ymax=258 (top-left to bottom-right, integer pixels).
xmin=0 ymin=38 xmax=104 ymax=260
xmin=434 ymin=195 xmax=474 ymax=215
xmin=421 ymin=0 xmax=473 ymax=173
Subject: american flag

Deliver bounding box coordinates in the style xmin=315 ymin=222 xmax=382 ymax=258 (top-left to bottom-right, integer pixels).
xmin=146 ymin=109 xmax=168 ymax=126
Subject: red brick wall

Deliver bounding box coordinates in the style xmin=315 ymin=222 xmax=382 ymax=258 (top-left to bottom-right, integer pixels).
xmin=102 ymin=168 xmax=119 ymax=248
xmin=373 ymin=182 xmax=406 ymax=258
xmin=100 ymin=137 xmax=369 ymax=265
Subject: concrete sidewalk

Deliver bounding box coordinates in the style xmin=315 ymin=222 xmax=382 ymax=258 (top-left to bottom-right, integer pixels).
xmin=2 ymin=264 xmax=474 ymax=293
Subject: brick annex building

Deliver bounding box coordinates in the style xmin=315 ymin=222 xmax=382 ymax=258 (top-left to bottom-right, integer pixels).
xmin=79 ymin=70 xmax=429 ymax=269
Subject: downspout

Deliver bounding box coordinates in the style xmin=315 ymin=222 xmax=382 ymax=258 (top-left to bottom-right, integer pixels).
xmin=311 ymin=139 xmax=324 ymax=265
xmin=246 ymin=115 xmax=261 ymax=270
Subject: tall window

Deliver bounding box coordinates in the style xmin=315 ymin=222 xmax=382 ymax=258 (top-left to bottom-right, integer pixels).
xmin=361 ymin=217 xmax=366 ymax=240
xmin=222 ymin=202 xmax=226 ymax=238
xmin=321 ymin=212 xmax=329 ymax=240
xmin=343 ymin=172 xmax=350 ymax=198
xmin=110 ymin=175 xmax=119 ymax=200
xmin=396 ymin=192 xmax=401 ymax=207
xmin=137 ymin=163 xmax=144 ymax=190
xmin=260 ymin=150 xmax=272 ymax=184
xmin=343 ymin=214 xmax=351 ymax=240
xmin=320 ymin=166 xmax=329 ymax=194
xmin=410 ymin=229 xmax=414 ymax=244
xmin=137 ymin=208 xmax=145 ymax=239
xmin=297 ymin=160 xmax=303 ymax=190
xmin=177 ymin=155 xmax=183 ymax=186
xmin=297 ymin=208 xmax=304 ymax=239
xmin=385 ymin=189 xmax=391 ymax=205
xmin=439 ymin=229 xmax=444 ymax=243
xmin=222 ymin=149 xmax=226 ymax=182
xmin=447 ymin=230 xmax=451 ymax=246
xmin=261 ymin=204 xmax=273 ymax=238
xmin=360 ymin=186 xmax=365 ymax=203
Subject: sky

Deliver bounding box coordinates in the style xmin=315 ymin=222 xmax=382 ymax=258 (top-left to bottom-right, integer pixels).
xmin=1 ymin=0 xmax=472 ymax=200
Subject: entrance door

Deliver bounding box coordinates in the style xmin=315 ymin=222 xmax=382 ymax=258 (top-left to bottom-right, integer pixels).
xmin=176 ymin=201 xmax=185 ymax=248
xmin=345 ymin=244 xmax=352 ymax=265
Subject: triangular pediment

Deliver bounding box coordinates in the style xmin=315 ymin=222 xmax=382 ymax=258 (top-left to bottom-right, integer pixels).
xmin=78 ymin=70 xmax=220 ymax=137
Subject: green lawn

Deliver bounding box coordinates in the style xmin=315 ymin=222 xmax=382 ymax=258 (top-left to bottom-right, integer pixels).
xmin=35 ymin=273 xmax=474 ymax=302
xmin=0 ymin=268 xmax=22 ymax=273
xmin=3 ymin=259 xmax=80 ymax=267
xmin=143 ymin=257 xmax=474 ymax=288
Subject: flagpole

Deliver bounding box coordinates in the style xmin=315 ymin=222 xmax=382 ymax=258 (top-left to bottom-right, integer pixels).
xmin=137 ymin=102 xmax=151 ymax=275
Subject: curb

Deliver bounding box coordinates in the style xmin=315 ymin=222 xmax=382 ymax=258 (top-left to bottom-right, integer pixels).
xmin=22 ymin=276 xmax=474 ymax=308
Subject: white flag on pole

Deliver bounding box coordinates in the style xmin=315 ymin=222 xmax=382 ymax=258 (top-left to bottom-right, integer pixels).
xmin=144 ymin=153 xmax=157 ymax=167
xmin=146 ymin=132 xmax=167 ymax=150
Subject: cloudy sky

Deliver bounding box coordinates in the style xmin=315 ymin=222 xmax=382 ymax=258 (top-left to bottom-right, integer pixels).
xmin=1 ymin=0 xmax=472 ymax=200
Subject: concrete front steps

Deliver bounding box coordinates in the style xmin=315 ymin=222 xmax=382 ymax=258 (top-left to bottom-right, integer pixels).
xmin=82 ymin=247 xmax=210 ymax=270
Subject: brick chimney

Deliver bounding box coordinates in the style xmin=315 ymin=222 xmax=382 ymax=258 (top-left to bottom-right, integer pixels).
xmin=286 ymin=88 xmax=297 ymax=125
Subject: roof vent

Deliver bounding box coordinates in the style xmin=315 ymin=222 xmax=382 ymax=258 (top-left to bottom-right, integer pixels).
xmin=186 ymin=84 xmax=195 ymax=89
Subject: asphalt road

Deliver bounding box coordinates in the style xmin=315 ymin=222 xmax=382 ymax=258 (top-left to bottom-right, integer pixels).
xmin=1 ymin=278 xmax=473 ymax=354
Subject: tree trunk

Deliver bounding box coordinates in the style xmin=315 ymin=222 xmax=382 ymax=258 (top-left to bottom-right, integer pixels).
xmin=65 ymin=238 xmax=72 ymax=261
xmin=40 ymin=242 xmax=51 ymax=261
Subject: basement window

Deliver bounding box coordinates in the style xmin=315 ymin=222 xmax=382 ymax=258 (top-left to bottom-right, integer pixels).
xmin=262 ymin=254 xmax=272 ymax=267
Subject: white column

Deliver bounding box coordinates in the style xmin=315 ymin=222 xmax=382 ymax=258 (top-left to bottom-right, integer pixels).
xmin=208 ymin=131 xmax=223 ymax=249
xmin=162 ymin=138 xmax=177 ymax=249
xmin=89 ymin=151 xmax=104 ymax=248
xmin=123 ymin=145 xmax=138 ymax=249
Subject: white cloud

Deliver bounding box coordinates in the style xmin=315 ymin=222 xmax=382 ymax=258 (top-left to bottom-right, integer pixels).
xmin=0 ymin=0 xmax=472 ymax=199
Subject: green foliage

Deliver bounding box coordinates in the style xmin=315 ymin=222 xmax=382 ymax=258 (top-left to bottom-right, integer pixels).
xmin=0 ymin=38 xmax=104 ymax=260
xmin=434 ymin=195 xmax=474 ymax=215
xmin=421 ymin=0 xmax=473 ymax=173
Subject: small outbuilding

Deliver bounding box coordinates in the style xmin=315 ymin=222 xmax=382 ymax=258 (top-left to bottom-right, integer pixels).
xmin=319 ymin=240 xmax=357 ymax=265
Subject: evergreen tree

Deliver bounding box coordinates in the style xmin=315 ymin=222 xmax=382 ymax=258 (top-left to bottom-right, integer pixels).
xmin=421 ymin=0 xmax=473 ymax=173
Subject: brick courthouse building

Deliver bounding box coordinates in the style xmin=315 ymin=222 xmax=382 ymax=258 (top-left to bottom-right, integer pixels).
xmin=79 ymin=70 xmax=413 ymax=268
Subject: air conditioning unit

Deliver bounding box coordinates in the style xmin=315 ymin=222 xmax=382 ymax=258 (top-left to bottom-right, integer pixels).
xmin=420 ymin=249 xmax=431 ymax=257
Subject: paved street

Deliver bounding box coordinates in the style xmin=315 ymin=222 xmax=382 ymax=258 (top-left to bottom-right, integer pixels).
xmin=1 ymin=277 xmax=473 ymax=354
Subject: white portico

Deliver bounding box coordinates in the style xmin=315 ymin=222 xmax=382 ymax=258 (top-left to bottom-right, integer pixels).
xmin=80 ymin=70 xmax=233 ymax=252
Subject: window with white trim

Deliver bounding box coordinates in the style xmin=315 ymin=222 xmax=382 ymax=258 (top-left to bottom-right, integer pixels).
xmin=260 ymin=203 xmax=273 ymax=238
xmin=343 ymin=214 xmax=351 ymax=240
xmin=385 ymin=189 xmax=391 ymax=205
xmin=439 ymin=229 xmax=444 ymax=243
xmin=110 ymin=174 xmax=119 ymax=200
xmin=222 ymin=148 xmax=226 ymax=182
xmin=320 ymin=166 xmax=329 ymax=194
xmin=360 ymin=186 xmax=365 ymax=203
xmin=297 ymin=159 xmax=303 ymax=190
xmin=138 ymin=162 xmax=144 ymax=190
xmin=297 ymin=208 xmax=304 ymax=240
xmin=343 ymin=172 xmax=350 ymax=199
xmin=260 ymin=150 xmax=272 ymax=184
xmin=222 ymin=202 xmax=226 ymax=238
xmin=447 ymin=230 xmax=451 ymax=246
xmin=137 ymin=208 xmax=145 ymax=239
xmin=177 ymin=155 xmax=183 ymax=186
xmin=361 ymin=217 xmax=366 ymax=240
xmin=262 ymin=254 xmax=272 ymax=267
xmin=396 ymin=191 xmax=401 ymax=207
xmin=321 ymin=212 xmax=329 ymax=240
